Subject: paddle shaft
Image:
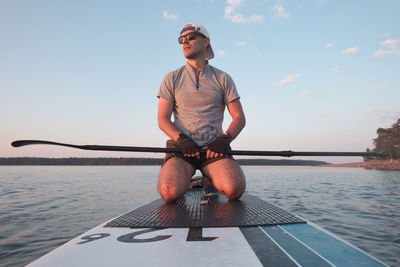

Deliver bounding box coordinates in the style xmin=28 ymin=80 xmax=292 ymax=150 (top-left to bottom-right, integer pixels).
xmin=11 ymin=140 xmax=388 ymax=158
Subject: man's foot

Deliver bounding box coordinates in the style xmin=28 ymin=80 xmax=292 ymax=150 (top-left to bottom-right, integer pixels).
xmin=202 ymin=176 xmax=218 ymax=196
xmin=189 ymin=176 xmax=203 ymax=189
xmin=201 ymin=176 xmax=218 ymax=205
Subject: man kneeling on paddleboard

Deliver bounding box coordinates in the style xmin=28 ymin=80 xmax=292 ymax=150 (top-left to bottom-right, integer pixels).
xmin=157 ymin=23 xmax=246 ymax=203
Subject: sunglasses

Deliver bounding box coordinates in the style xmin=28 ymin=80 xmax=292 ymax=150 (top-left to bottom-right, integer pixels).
xmin=178 ymin=32 xmax=206 ymax=44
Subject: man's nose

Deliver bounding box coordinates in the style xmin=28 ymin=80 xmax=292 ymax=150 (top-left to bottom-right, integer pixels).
xmin=181 ymin=37 xmax=190 ymax=44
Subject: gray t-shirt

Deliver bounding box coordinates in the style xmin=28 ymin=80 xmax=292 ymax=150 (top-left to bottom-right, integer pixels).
xmin=157 ymin=63 xmax=240 ymax=146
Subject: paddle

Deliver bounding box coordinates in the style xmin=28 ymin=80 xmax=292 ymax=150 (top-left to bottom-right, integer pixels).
xmin=11 ymin=140 xmax=388 ymax=158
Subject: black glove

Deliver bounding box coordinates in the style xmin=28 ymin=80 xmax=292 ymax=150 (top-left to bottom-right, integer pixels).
xmin=207 ymin=134 xmax=232 ymax=155
xmin=177 ymin=133 xmax=199 ymax=156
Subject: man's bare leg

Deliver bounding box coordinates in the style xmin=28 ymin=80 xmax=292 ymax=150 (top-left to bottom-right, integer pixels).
xmin=202 ymin=158 xmax=246 ymax=200
xmin=158 ymin=157 xmax=195 ymax=203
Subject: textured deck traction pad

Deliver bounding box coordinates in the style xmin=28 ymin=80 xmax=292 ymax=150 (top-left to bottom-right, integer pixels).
xmin=105 ymin=189 xmax=305 ymax=228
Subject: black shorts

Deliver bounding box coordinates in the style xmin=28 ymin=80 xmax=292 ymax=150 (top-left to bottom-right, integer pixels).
xmin=163 ymin=140 xmax=234 ymax=170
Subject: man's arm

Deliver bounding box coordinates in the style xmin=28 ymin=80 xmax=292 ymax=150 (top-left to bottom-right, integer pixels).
xmin=157 ymin=97 xmax=181 ymax=141
xmin=225 ymin=99 xmax=246 ymax=140
xmin=206 ymin=99 xmax=245 ymax=159
xmin=158 ymin=97 xmax=199 ymax=158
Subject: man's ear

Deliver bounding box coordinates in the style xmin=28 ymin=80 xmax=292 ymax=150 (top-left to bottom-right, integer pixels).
xmin=204 ymin=38 xmax=210 ymax=48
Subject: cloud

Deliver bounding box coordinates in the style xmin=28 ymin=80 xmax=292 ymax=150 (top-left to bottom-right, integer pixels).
xmin=363 ymin=83 xmax=388 ymax=92
xmin=163 ymin=10 xmax=178 ymax=20
xmin=298 ymin=90 xmax=309 ymax=98
xmin=325 ymin=43 xmax=333 ymax=48
xmin=218 ymin=50 xmax=226 ymax=56
xmin=277 ymin=74 xmax=299 ymax=86
xmin=333 ymin=66 xmax=340 ymax=73
xmin=236 ymin=41 xmax=247 ymax=46
xmin=224 ymin=0 xmax=263 ymax=23
xmin=374 ymin=39 xmax=400 ymax=57
xmin=341 ymin=47 xmax=359 ymax=54
xmin=272 ymin=3 xmax=289 ymax=19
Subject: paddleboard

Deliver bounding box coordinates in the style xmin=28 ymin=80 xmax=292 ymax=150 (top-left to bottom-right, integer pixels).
xmin=27 ymin=181 xmax=388 ymax=267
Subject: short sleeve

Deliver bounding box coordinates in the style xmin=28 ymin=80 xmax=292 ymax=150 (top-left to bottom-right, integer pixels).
xmin=223 ymin=73 xmax=240 ymax=104
xmin=157 ymin=71 xmax=175 ymax=103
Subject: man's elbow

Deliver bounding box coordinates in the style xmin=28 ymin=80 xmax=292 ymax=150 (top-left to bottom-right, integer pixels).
xmin=238 ymin=114 xmax=246 ymax=129
xmin=158 ymin=117 xmax=168 ymax=132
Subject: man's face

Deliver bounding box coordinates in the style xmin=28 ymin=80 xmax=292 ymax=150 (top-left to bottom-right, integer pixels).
xmin=179 ymin=30 xmax=209 ymax=60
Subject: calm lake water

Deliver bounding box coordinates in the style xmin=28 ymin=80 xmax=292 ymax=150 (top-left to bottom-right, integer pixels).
xmin=0 ymin=166 xmax=399 ymax=266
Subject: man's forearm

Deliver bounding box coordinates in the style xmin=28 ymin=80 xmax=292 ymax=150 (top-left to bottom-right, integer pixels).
xmin=158 ymin=118 xmax=182 ymax=141
xmin=225 ymin=99 xmax=246 ymax=141
xmin=225 ymin=116 xmax=246 ymax=141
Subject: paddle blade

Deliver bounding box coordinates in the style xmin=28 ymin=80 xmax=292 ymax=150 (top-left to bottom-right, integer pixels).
xmin=11 ymin=140 xmax=30 ymax=147
xmin=11 ymin=140 xmax=66 ymax=148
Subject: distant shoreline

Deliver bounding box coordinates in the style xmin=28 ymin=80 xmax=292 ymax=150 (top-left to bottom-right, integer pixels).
xmin=0 ymin=157 xmax=328 ymax=166
xmin=318 ymin=159 xmax=400 ymax=171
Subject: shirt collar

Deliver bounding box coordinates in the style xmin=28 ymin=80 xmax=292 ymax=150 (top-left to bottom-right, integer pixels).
xmin=186 ymin=61 xmax=210 ymax=75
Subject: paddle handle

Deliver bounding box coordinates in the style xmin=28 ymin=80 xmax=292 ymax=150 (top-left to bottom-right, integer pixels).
xmin=11 ymin=140 xmax=388 ymax=158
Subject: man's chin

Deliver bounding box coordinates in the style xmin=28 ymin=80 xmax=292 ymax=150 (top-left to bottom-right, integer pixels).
xmin=184 ymin=51 xmax=201 ymax=60
xmin=185 ymin=54 xmax=195 ymax=59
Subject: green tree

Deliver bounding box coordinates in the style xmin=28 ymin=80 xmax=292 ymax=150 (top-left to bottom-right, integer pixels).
xmin=371 ymin=119 xmax=400 ymax=159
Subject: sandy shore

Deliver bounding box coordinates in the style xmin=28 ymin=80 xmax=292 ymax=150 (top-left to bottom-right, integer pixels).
xmin=318 ymin=159 xmax=400 ymax=171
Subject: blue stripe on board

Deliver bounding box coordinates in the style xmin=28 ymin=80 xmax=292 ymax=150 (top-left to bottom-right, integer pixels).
xmin=280 ymin=223 xmax=388 ymax=267
xmin=261 ymin=225 xmax=333 ymax=267
xmin=240 ymin=227 xmax=298 ymax=267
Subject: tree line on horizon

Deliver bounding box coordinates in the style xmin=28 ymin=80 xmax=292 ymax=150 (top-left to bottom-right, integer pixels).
xmin=364 ymin=118 xmax=400 ymax=161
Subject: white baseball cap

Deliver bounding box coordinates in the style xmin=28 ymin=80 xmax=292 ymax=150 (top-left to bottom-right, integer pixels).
xmin=180 ymin=23 xmax=214 ymax=60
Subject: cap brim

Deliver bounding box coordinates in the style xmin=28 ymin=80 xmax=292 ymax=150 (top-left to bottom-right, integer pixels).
xmin=206 ymin=45 xmax=214 ymax=60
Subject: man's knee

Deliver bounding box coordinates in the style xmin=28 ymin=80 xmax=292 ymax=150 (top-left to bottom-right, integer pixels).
xmin=158 ymin=157 xmax=194 ymax=203
xmin=222 ymin=176 xmax=246 ymax=200
xmin=159 ymin=186 xmax=181 ymax=203
xmin=204 ymin=159 xmax=246 ymax=200
xmin=158 ymin=174 xmax=186 ymax=203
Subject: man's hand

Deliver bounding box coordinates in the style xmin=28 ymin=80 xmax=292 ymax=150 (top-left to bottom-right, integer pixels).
xmin=177 ymin=133 xmax=200 ymax=158
xmin=206 ymin=134 xmax=231 ymax=159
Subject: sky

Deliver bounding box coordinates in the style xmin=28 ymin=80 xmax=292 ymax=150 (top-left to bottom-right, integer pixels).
xmin=1 ymin=0 xmax=399 ymax=163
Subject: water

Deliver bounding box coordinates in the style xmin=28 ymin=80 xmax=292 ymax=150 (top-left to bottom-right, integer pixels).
xmin=0 ymin=166 xmax=398 ymax=266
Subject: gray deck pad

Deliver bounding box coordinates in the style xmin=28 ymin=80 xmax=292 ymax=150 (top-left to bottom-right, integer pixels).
xmin=105 ymin=189 xmax=305 ymax=228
